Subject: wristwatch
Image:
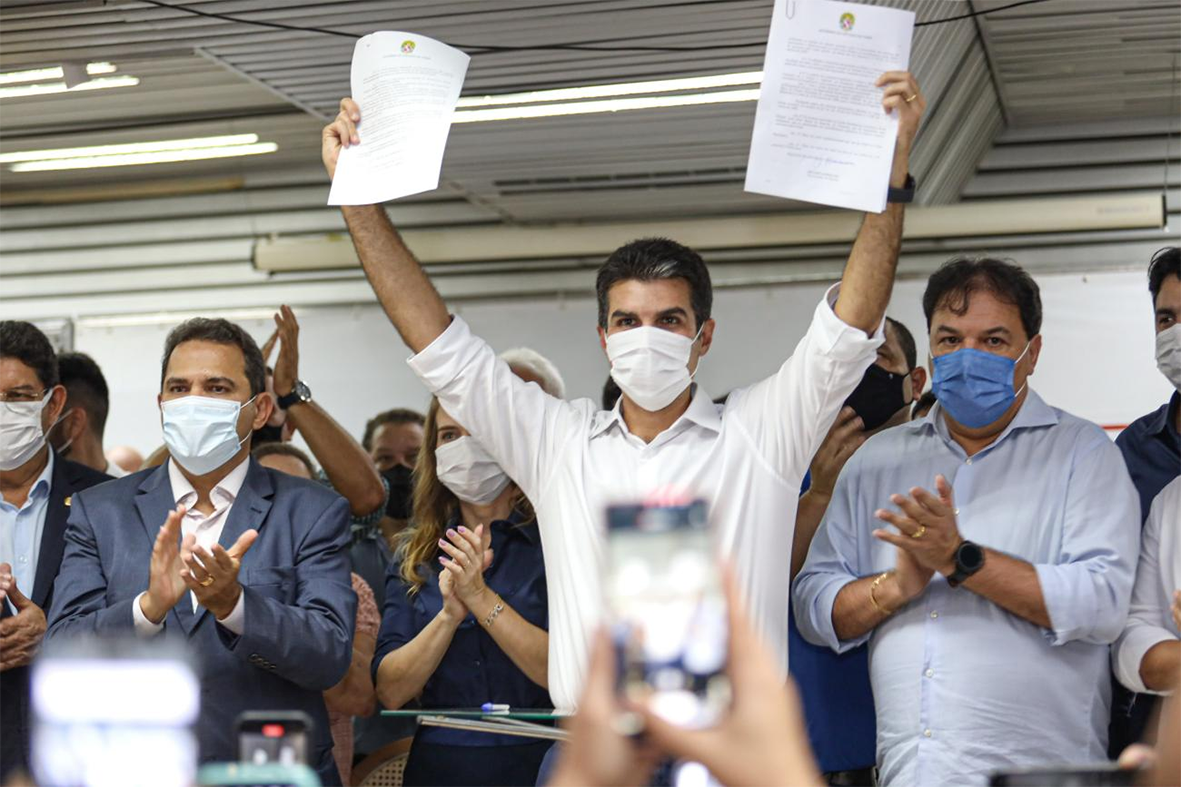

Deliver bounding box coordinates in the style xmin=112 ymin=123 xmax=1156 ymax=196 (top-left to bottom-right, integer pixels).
xmin=276 ymin=379 xmax=312 ymax=410
xmin=887 ymin=173 xmax=916 ymax=204
xmin=947 ymin=540 xmax=985 ymax=588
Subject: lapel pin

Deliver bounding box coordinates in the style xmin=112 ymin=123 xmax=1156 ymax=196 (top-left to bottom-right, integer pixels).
xmin=64 ymin=496 xmax=72 ymax=507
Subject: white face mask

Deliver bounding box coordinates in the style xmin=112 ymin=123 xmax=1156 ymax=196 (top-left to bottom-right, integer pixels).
xmin=435 ymin=436 xmax=511 ymax=505
xmin=162 ymin=395 xmax=255 ymax=476
xmin=1157 ymin=324 xmax=1181 ymax=391
xmin=606 ymin=325 xmax=703 ymax=412
xmin=0 ymin=391 xmax=51 ymax=472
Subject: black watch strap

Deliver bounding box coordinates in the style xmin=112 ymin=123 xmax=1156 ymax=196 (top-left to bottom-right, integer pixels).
xmin=276 ymin=380 xmax=310 ymax=410
xmin=887 ymin=174 xmax=916 ymax=204
xmin=948 ymin=540 xmax=984 ymax=588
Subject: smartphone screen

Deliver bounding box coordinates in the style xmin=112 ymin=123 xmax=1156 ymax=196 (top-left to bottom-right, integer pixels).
xmin=236 ymin=712 xmax=312 ymax=767
xmin=605 ymin=499 xmax=730 ymax=729
xmin=32 ymin=639 xmax=200 ymax=787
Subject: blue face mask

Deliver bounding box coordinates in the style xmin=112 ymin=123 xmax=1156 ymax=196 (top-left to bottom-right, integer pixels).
xmin=162 ymin=394 xmax=256 ymax=476
xmin=931 ymin=343 xmax=1030 ymax=429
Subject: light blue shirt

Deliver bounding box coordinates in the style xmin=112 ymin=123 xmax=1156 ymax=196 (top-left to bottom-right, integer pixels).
xmin=0 ymin=448 xmax=54 ymax=614
xmin=794 ymin=390 xmax=1140 ymax=786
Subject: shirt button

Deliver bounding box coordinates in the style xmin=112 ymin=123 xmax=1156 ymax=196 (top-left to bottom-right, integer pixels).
xmin=18 ymin=556 xmax=27 ymax=564
xmin=953 ymin=508 xmax=960 ymax=516
xmin=924 ymin=729 xmax=933 ymax=738
xmin=925 ymin=669 xmax=934 ymax=678
xmin=965 ymin=458 xmax=973 ymax=465
xmin=930 ymin=611 xmax=939 ymax=619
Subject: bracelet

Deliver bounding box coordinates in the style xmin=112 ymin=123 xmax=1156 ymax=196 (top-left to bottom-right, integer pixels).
xmin=483 ymin=594 xmax=505 ymax=628
xmin=869 ymin=571 xmax=895 ymax=616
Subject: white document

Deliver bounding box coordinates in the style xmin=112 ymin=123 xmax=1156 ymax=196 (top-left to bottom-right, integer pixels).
xmin=745 ymin=0 xmax=915 ymax=213
xmin=328 ymin=31 xmax=470 ymax=206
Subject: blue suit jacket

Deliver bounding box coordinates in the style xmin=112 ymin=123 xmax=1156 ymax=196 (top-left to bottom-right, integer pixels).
xmin=0 ymin=453 xmax=111 ymax=782
xmin=45 ymin=459 xmax=356 ymax=785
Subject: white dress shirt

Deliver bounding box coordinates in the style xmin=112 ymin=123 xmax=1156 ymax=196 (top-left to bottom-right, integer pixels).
xmin=132 ymin=458 xmax=250 ymax=636
xmin=408 ymin=284 xmax=882 ymax=711
xmin=1115 ymin=474 xmax=1181 ymax=695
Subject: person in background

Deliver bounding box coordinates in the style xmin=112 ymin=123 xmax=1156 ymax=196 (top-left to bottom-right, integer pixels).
xmin=1111 ymin=246 xmax=1181 ymax=754
xmin=911 ymin=390 xmax=937 ymax=420
xmin=47 ymin=352 xmax=124 ymax=478
xmin=1114 ymin=475 xmax=1180 ymax=698
xmin=373 ymin=396 xmax=550 ymax=787
xmin=364 ymin=408 xmax=425 ymax=474
xmin=254 ymin=442 xmax=379 ymax=786
xmin=46 ymin=317 xmax=356 ymax=785
xmin=788 ymin=316 xmax=924 ymax=786
xmin=105 ymin=445 xmax=144 ymax=474
xmin=795 ymin=257 xmax=1140 ymax=786
xmin=500 ymin=348 xmax=567 ymax=399
xmin=0 ymin=322 xmax=112 ymax=782
xmin=601 ymin=376 xmax=622 ymax=411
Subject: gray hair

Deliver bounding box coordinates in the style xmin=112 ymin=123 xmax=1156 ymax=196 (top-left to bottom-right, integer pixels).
xmin=500 ymin=347 xmax=567 ymax=399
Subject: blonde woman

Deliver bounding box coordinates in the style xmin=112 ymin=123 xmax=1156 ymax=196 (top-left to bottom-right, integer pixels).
xmin=373 ymin=397 xmax=550 ymax=786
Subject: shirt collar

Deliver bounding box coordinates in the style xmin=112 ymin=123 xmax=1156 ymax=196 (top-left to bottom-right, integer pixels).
xmin=922 ymin=388 xmax=1058 ymax=449
xmin=1146 ymin=391 xmax=1181 ymax=437
xmin=590 ymin=384 xmax=722 ymax=439
xmin=167 ymin=456 xmax=250 ymax=510
xmin=28 ymin=448 xmax=55 ymax=501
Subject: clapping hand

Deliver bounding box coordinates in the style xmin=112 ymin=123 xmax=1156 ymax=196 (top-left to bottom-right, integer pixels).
xmin=181 ymin=529 xmax=259 ymax=621
xmin=438 ymin=524 xmax=494 ymax=607
xmin=139 ymin=507 xmax=191 ymax=625
xmin=270 ymin=305 xmax=301 ymax=400
xmin=873 ymin=474 xmax=961 ymax=578
xmin=0 ymin=563 xmax=47 ymax=671
xmin=808 ymin=407 xmax=866 ymax=499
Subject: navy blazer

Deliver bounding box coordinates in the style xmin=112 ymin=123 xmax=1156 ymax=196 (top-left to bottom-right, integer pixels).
xmin=45 ymin=459 xmax=356 ymax=785
xmin=0 ymin=452 xmax=111 ymax=782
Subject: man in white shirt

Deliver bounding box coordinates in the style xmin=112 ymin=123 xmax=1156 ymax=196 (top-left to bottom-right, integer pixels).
xmin=321 ymin=71 xmax=925 ymax=712
xmin=47 ymin=318 xmax=355 ymax=785
xmin=1115 ymin=475 xmax=1181 ymax=696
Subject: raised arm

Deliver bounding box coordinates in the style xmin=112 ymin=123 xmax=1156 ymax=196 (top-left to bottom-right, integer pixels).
xmin=833 ymin=72 xmax=926 ymax=335
xmin=322 ymin=98 xmax=450 ymax=352
xmin=269 ymin=305 xmax=385 ymax=517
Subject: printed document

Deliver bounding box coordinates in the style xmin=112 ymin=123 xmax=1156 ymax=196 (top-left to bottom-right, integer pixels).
xmin=745 ymin=0 xmax=915 ymax=212
xmin=328 ymin=31 xmax=470 ymax=205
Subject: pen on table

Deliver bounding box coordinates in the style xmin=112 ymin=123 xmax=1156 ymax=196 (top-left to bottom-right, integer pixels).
xmin=481 ymin=703 xmax=510 ymax=713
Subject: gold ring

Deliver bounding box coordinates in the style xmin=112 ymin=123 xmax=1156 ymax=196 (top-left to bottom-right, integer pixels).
xmin=199 ymin=575 xmax=214 ymax=587
xmin=905 ymin=94 xmax=917 ymax=103
xmin=910 ymin=525 xmax=927 ymax=539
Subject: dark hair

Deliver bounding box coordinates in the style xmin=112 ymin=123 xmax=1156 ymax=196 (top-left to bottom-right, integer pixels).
xmin=58 ymin=352 xmax=110 ymax=436
xmin=912 ymin=390 xmax=938 ymax=419
xmin=253 ymin=442 xmax=317 ymax=477
xmin=1148 ymin=246 xmax=1180 ymax=304
xmin=161 ymin=318 xmax=265 ymax=397
xmin=884 ymin=317 xmax=917 ymax=370
xmin=0 ymin=321 xmax=59 ymax=390
xmin=363 ymin=408 xmax=426 ymax=451
xmin=922 ymin=256 xmax=1042 ymax=340
xmin=595 ymin=238 xmax=712 ymax=330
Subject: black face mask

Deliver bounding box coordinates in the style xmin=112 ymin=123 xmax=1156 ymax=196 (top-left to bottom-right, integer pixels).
xmin=844 ymin=364 xmax=910 ymax=431
xmin=382 ymin=464 xmax=414 ymax=520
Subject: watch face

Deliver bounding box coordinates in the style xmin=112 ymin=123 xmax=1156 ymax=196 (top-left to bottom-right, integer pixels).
xmin=294 ymin=381 xmax=311 ymax=401
xmin=959 ymin=542 xmax=984 ymax=570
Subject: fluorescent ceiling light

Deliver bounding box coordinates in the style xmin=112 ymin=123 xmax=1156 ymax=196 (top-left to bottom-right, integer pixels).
xmin=0 ymin=75 xmax=139 ymax=100
xmin=452 ymin=88 xmax=761 ymax=123
xmin=456 ymin=70 xmax=763 ymax=108
xmin=0 ymin=61 xmax=117 ymax=85
xmin=9 ymin=143 xmax=279 ymax=172
xmin=1 ymin=134 xmax=262 ymax=164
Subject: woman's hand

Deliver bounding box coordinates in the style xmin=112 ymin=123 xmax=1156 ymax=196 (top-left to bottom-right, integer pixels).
xmin=438 ymin=567 xmax=468 ymax=624
xmin=439 ymin=524 xmax=494 ymax=607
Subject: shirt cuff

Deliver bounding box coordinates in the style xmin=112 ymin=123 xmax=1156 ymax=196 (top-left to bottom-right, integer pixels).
xmin=1035 ymin=562 xmax=1106 ymax=645
xmin=131 ymin=591 xmax=165 ymax=638
xmin=816 ymin=284 xmax=886 ymax=362
xmin=1115 ymin=626 xmax=1178 ymax=695
xmin=216 ymin=589 xmax=247 ymax=636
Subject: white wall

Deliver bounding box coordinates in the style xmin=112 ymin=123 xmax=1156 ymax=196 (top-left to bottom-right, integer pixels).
xmin=77 ymin=267 xmax=1171 ymax=457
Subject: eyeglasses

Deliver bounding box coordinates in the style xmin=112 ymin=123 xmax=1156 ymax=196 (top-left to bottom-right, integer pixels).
xmin=0 ymin=389 xmax=48 ymax=403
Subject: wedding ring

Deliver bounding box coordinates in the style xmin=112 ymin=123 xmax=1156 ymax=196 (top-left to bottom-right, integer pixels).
xmin=199 ymin=575 xmax=215 ymax=587
xmin=910 ymin=525 xmax=927 ymax=539
xmin=905 ymin=94 xmax=918 ymax=103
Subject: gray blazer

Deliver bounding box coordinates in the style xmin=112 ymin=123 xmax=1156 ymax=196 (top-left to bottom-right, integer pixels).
xmin=46 ymin=458 xmax=356 ymax=785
